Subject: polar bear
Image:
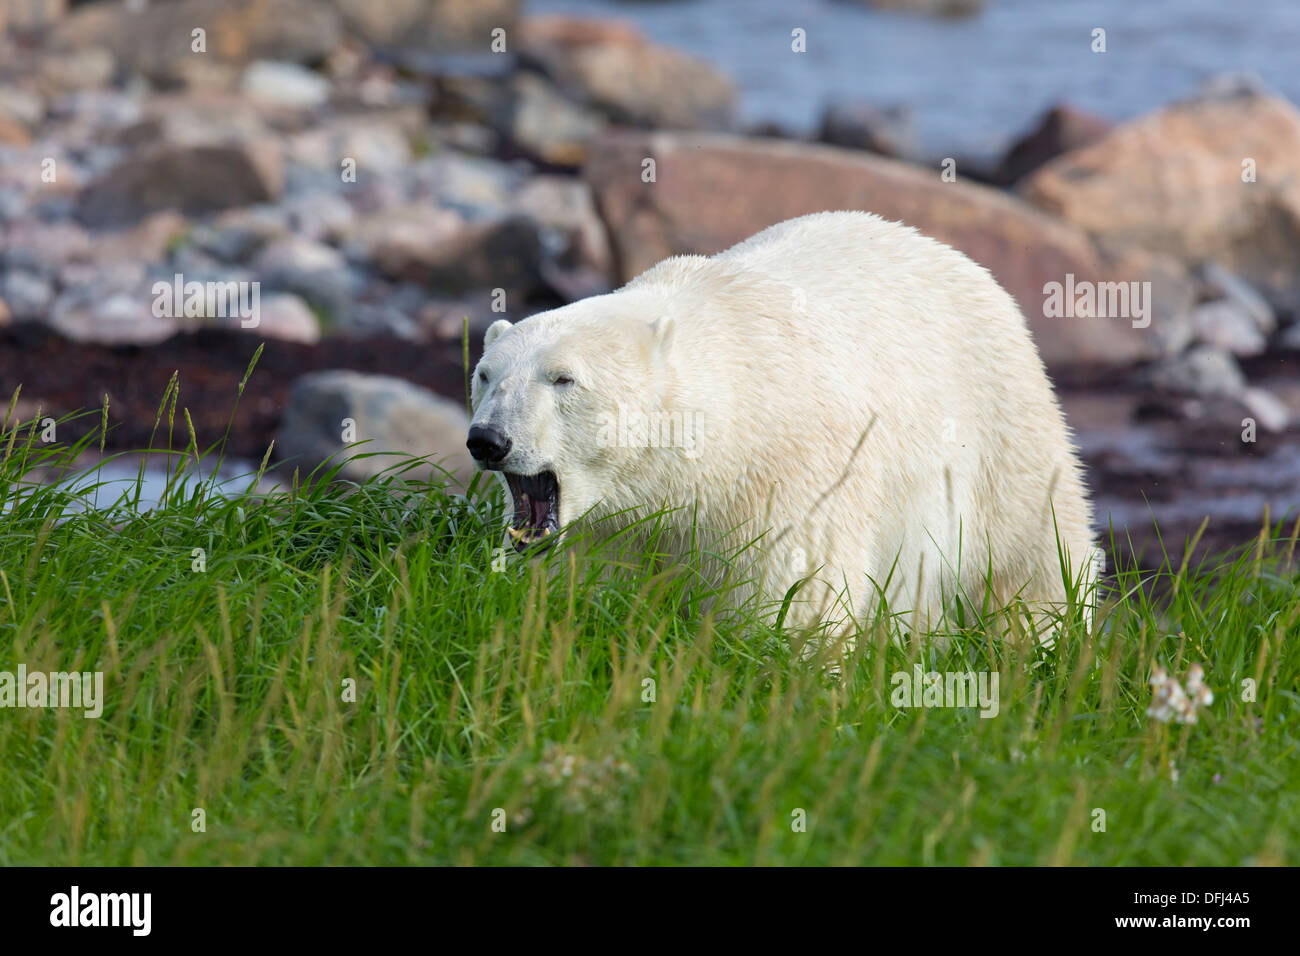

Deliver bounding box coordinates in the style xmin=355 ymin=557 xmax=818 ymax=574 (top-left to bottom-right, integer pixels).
xmin=467 ymin=211 xmax=1100 ymax=637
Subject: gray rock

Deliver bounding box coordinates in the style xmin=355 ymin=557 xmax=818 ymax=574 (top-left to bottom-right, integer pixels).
xmin=37 ymin=45 xmax=115 ymax=95
xmin=246 ymin=292 xmax=319 ymax=344
xmin=1094 ymin=241 xmax=1199 ymax=357
xmin=241 ymin=60 xmax=332 ymax=108
xmin=415 ymin=289 xmax=509 ymax=342
xmin=255 ymin=234 xmax=346 ymax=276
xmin=48 ymin=88 xmax=142 ymax=132
xmin=0 ymin=179 xmax=35 ymax=220
xmin=1190 ymin=299 xmax=1268 ymax=356
xmin=255 ymin=234 xmax=354 ymax=328
xmin=1240 ymin=386 xmax=1289 ymax=433
xmin=349 ymin=205 xmax=542 ymax=296
xmin=1198 ymin=261 xmax=1276 ymax=334
xmin=47 ymin=286 xmax=178 ymax=345
xmin=61 ymin=257 xmax=147 ymax=293
xmin=1 ymin=220 xmax=92 ymax=276
xmin=162 ymin=247 xmax=255 ymax=286
xmin=199 ymin=204 xmax=293 ymax=262
xmin=407 ymin=151 xmax=523 ymax=215
xmin=0 ymin=188 xmax=26 ymax=224
xmin=1 ymin=269 xmax=55 ymax=320
xmin=348 ymin=300 xmax=421 ymax=340
xmin=1144 ymin=345 xmax=1246 ymax=398
xmin=0 ymin=86 xmax=45 ymax=128
xmin=513 ymin=174 xmax=613 ymax=279
xmin=818 ymin=100 xmax=920 ymax=161
xmin=276 ymin=370 xmax=474 ymax=488
xmin=504 ymin=72 xmax=605 ymax=167
xmin=429 ymin=120 xmax=499 ymax=156
xmin=397 ymin=214 xmax=539 ymax=295
xmin=285 ymin=115 xmax=412 ymax=180
xmin=993 ymin=103 xmax=1112 ymax=186
xmin=78 ymin=141 xmax=284 ymax=227
xmin=283 ymin=191 xmax=354 ymax=243
xmin=116 ymin=97 xmax=269 ymax=149
xmin=428 ymin=72 xmax=513 ymax=132
xmin=346 ymin=205 xmax=461 ymax=266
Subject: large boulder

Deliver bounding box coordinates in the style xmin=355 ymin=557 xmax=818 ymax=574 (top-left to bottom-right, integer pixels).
xmin=78 ymin=141 xmax=284 ymax=227
xmin=275 ymin=370 xmax=474 ymax=488
xmin=585 ymin=130 xmax=1153 ymax=368
xmin=348 ymin=206 xmax=542 ymax=297
xmin=992 ymin=103 xmax=1112 ymax=186
xmin=519 ymin=15 xmax=735 ymax=131
xmin=1021 ymin=80 xmax=1300 ymax=315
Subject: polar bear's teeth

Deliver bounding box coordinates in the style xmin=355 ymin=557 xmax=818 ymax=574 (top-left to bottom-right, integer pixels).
xmin=507 ymin=526 xmax=528 ymax=542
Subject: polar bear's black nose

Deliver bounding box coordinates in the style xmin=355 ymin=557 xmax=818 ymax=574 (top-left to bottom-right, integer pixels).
xmin=467 ymin=425 xmax=512 ymax=465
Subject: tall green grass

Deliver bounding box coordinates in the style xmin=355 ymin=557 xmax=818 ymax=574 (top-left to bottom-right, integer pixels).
xmin=0 ymin=378 xmax=1296 ymax=865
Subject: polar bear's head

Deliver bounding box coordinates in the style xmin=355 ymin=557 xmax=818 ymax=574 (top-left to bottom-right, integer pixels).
xmin=466 ymin=292 xmax=679 ymax=552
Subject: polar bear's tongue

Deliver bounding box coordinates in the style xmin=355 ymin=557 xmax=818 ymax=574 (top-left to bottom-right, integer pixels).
xmin=505 ymin=471 xmax=560 ymax=551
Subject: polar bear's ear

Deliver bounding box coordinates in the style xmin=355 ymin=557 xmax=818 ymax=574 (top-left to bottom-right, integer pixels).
xmin=484 ymin=319 xmax=512 ymax=350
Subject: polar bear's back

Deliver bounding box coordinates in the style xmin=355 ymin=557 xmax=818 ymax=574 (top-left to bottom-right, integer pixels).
xmin=715 ymin=211 xmax=1034 ymax=364
xmin=697 ymin=211 xmax=1059 ymax=455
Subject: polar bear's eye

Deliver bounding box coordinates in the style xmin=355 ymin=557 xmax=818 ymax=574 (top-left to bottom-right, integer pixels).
xmin=552 ymin=374 xmax=575 ymax=387
xmin=478 ymin=370 xmax=488 ymax=383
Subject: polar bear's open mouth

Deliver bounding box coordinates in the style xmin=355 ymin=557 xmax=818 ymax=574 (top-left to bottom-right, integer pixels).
xmin=504 ymin=471 xmax=561 ymax=551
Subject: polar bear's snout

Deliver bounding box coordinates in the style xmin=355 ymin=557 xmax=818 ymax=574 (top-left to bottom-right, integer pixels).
xmin=466 ymin=425 xmax=563 ymax=552
xmin=466 ymin=424 xmax=512 ymax=468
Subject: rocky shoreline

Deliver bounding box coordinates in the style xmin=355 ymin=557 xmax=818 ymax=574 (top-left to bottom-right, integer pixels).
xmin=3 ymin=0 xmax=1298 ymax=570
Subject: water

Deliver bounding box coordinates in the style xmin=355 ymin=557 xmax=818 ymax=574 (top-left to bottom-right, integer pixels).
xmin=27 ymin=455 xmax=263 ymax=516
xmin=528 ymin=0 xmax=1300 ymax=158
